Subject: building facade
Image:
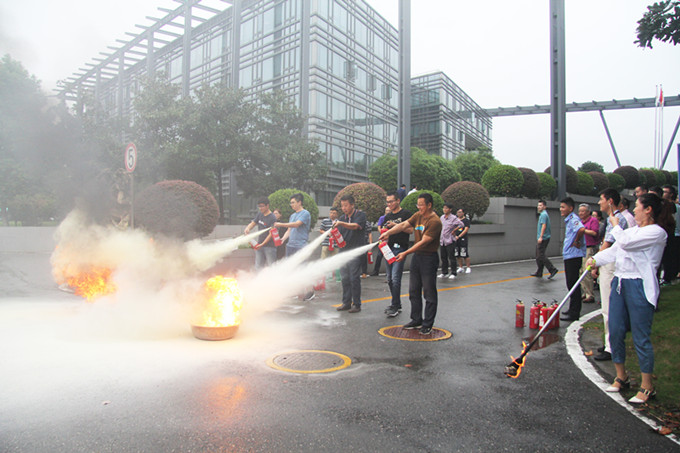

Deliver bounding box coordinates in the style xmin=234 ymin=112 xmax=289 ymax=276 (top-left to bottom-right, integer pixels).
xmin=59 ymin=0 xmax=488 ymax=207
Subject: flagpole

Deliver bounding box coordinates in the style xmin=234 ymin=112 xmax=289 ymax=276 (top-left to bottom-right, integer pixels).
xmin=654 ymin=85 xmax=659 ymax=168
xmin=659 ymin=85 xmax=664 ymax=169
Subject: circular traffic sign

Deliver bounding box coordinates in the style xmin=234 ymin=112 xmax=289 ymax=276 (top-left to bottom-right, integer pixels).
xmin=124 ymin=143 xmax=137 ymax=172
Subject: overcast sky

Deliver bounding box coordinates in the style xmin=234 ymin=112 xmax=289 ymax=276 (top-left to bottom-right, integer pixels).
xmin=1 ymin=0 xmax=678 ymax=174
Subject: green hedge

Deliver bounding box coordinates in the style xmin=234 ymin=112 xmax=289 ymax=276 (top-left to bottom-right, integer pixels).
xmin=517 ymin=167 xmax=540 ymax=198
xmin=537 ymin=172 xmax=556 ymax=199
xmin=613 ymin=165 xmax=640 ymax=189
xmin=544 ymin=165 xmax=578 ymax=193
xmin=481 ymin=164 xmax=523 ymax=197
xmin=588 ymin=171 xmax=609 ymax=194
xmin=401 ymin=190 xmax=444 ymax=216
xmin=606 ymin=172 xmax=625 ymax=192
xmin=575 ymin=171 xmax=594 ymax=196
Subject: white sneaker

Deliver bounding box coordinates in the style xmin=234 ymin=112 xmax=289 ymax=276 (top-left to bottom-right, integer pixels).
xmin=437 ymin=273 xmax=446 ymax=278
xmin=465 ymin=267 xmax=471 ymax=274
xmin=456 ymin=267 xmax=464 ymax=273
xmin=448 ymin=274 xmax=456 ymax=279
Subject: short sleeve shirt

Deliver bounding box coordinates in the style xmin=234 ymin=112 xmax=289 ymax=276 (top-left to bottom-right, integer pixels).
xmin=563 ymin=212 xmax=586 ymax=259
xmin=252 ymin=211 xmax=277 ymax=247
xmin=537 ymin=210 xmax=551 ymax=240
xmin=319 ymin=217 xmax=334 ymax=246
xmin=383 ymin=209 xmax=412 ymax=250
xmin=288 ymin=209 xmax=311 ymax=248
xmin=407 ymin=211 xmax=442 ymax=254
xmin=604 ymin=210 xmax=628 ymax=244
xmin=338 ymin=209 xmax=367 ymax=250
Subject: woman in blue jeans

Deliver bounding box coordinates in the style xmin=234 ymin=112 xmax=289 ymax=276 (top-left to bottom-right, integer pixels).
xmin=588 ymin=193 xmax=674 ymax=403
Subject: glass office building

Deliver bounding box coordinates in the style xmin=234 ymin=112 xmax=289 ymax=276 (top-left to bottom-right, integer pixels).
xmin=59 ymin=0 xmax=488 ymax=206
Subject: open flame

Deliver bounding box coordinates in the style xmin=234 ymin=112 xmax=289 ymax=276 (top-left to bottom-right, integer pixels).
xmin=60 ymin=266 xmax=116 ymax=302
xmin=507 ymin=341 xmax=529 ymax=379
xmin=195 ymin=276 xmax=244 ymax=327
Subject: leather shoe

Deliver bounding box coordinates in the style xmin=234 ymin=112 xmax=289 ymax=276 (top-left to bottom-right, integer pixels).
xmin=348 ymin=306 xmax=361 ymax=313
xmin=529 ymin=272 xmax=542 ymax=278
xmin=583 ymin=297 xmax=596 ymax=303
xmin=593 ymin=351 xmax=612 ymax=361
xmin=597 ymin=345 xmax=605 ymax=353
xmin=547 ymin=269 xmax=559 ymax=280
xmin=336 ymin=305 xmax=351 ymax=311
xmin=560 ymin=314 xmax=578 ymax=322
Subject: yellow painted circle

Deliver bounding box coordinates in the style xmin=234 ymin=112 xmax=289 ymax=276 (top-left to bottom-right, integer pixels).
xmin=266 ymin=350 xmax=352 ymax=374
xmin=378 ymin=325 xmax=452 ymax=342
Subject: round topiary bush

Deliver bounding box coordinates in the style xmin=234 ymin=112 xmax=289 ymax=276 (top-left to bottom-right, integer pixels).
xmin=481 ymin=164 xmax=523 ymax=197
xmin=333 ymin=182 xmax=387 ymax=223
xmin=661 ymin=170 xmax=673 ymax=185
xmin=268 ymin=189 xmax=318 ymax=229
xmin=135 ymin=180 xmax=219 ymax=240
xmin=650 ymin=168 xmax=666 ymax=187
xmin=517 ymin=167 xmax=540 ymax=199
xmin=588 ymin=171 xmax=609 ymax=194
xmin=401 ymin=190 xmax=444 ymax=216
xmin=537 ymin=172 xmax=557 ymax=199
xmin=613 ymin=165 xmax=640 ymax=189
xmin=441 ymin=181 xmax=490 ymax=220
xmin=670 ymin=171 xmax=679 ymax=185
xmin=544 ymin=165 xmax=578 ymax=193
xmin=606 ymin=172 xmax=625 ymax=192
xmin=575 ymin=171 xmax=594 ymax=196
xmin=638 ymin=168 xmax=656 ymax=186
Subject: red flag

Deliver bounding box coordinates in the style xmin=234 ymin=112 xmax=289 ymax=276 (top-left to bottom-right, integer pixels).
xmin=657 ymin=87 xmax=664 ymax=107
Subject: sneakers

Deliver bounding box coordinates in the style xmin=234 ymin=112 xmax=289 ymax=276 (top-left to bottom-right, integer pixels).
xmin=419 ymin=326 xmax=433 ymax=335
xmin=437 ymin=273 xmax=447 ymax=278
xmin=448 ymin=274 xmax=456 ymax=279
xmin=456 ymin=267 xmax=464 ymax=273
xmin=548 ymin=269 xmax=558 ymax=280
xmin=385 ymin=307 xmax=401 ymax=317
xmin=465 ymin=267 xmax=471 ymax=274
xmin=348 ymin=306 xmax=361 ymax=313
xmin=402 ymin=320 xmax=422 ymax=330
xmin=529 ymin=272 xmax=542 ymax=278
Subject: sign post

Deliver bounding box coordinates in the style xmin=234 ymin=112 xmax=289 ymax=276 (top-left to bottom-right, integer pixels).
xmin=124 ymin=143 xmax=137 ymax=228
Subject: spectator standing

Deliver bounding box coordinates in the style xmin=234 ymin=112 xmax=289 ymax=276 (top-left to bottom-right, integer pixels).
xmin=275 ymin=193 xmax=314 ymax=301
xmin=438 ymin=203 xmax=463 ymax=279
xmin=408 ymin=185 xmax=418 ymax=195
xmin=588 ymin=193 xmax=672 ymax=403
xmin=592 ymin=188 xmax=629 ymax=360
xmin=319 ymin=207 xmax=340 ymax=281
xmin=380 ymin=193 xmax=442 ymax=334
xmin=578 ymin=203 xmax=600 ymax=303
xmin=660 ymin=185 xmax=679 ymax=285
xmin=397 ymin=184 xmax=407 ymax=201
xmin=531 ymin=200 xmax=558 ymax=279
xmin=619 ymin=197 xmax=637 ymax=227
xmin=370 ymin=207 xmax=390 ymax=276
xmin=272 ymin=208 xmax=287 ymax=261
xmin=334 ymin=195 xmax=367 ymax=313
xmin=244 ymin=197 xmax=278 ymax=270
xmin=381 ymin=192 xmax=412 ymax=318
xmin=593 ymin=210 xmax=606 ymax=245
xmin=455 ymin=208 xmax=472 ymax=274
xmin=558 ymin=197 xmax=586 ymax=322
xmin=634 ymin=184 xmax=648 ymax=198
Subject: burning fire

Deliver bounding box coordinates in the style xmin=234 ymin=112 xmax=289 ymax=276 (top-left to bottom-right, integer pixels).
xmin=506 ymin=341 xmax=529 ymax=379
xmin=62 ymin=267 xmax=116 ymax=302
xmin=195 ymin=276 xmax=244 ymax=327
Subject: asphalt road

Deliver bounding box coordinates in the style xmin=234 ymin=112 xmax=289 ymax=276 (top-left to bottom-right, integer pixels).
xmin=1 ymin=250 xmax=678 ymax=452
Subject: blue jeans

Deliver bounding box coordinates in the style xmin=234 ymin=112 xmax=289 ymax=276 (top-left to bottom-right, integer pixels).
xmin=409 ymin=253 xmax=439 ymax=328
xmin=340 ymin=254 xmax=362 ymax=307
xmin=608 ymin=277 xmax=655 ymax=373
xmin=385 ymin=245 xmax=405 ymax=309
xmin=255 ymin=247 xmax=277 ymax=270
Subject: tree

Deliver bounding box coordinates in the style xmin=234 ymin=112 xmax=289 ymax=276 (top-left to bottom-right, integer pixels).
xmin=453 ymin=148 xmax=499 ymax=183
xmin=578 ymin=161 xmax=605 ymax=173
xmin=368 ymin=152 xmax=398 ymax=191
xmin=636 ymin=0 xmax=680 ymax=48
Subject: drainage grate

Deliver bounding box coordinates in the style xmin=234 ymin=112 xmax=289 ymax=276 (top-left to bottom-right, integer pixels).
xmin=266 ymin=350 xmax=352 ymax=374
xmin=378 ymin=325 xmax=452 ymax=341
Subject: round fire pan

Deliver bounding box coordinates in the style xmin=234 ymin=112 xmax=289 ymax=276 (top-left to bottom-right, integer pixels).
xmin=191 ymin=324 xmax=239 ymax=341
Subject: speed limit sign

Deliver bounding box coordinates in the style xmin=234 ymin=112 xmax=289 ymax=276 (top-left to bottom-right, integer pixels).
xmin=124 ymin=143 xmax=137 ymax=172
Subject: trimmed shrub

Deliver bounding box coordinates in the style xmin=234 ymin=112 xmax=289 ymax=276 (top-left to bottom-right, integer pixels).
xmin=661 ymin=170 xmax=673 ymax=185
xmin=606 ymin=172 xmax=625 ymax=192
xmin=650 ymin=168 xmax=666 ymax=187
xmin=268 ymin=189 xmax=318 ymax=229
xmin=135 ymin=180 xmax=219 ymax=240
xmin=517 ymin=167 xmax=540 ymax=198
xmin=588 ymin=171 xmax=609 ymax=194
xmin=613 ymin=165 xmax=640 ymax=189
xmin=578 ymin=161 xmax=605 ymax=173
xmin=333 ymin=182 xmax=387 ymax=223
xmin=537 ymin=172 xmax=557 ymax=199
xmin=441 ymin=181 xmax=490 ymax=220
xmin=481 ymin=164 xmax=523 ymax=197
xmin=401 ymin=190 xmax=444 ymax=216
xmin=544 ymin=165 xmax=578 ymax=193
xmin=575 ymin=171 xmax=594 ymax=196
xmin=638 ymin=168 xmax=656 ymax=186
xmin=670 ymin=171 xmax=679 ymax=185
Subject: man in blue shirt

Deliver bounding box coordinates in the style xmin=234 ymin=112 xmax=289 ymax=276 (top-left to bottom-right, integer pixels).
xmin=275 ymin=193 xmax=314 ymax=300
xmin=559 ymin=197 xmax=586 ymax=322
xmin=531 ymin=200 xmax=558 ymax=279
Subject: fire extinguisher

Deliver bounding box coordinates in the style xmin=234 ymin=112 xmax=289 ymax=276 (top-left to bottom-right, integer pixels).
xmin=314 ymin=276 xmax=326 ymax=291
xmin=550 ymin=301 xmax=560 ymax=329
xmin=327 ymin=236 xmax=334 ymax=251
xmin=368 ymin=251 xmax=374 ymax=264
xmin=515 ymin=300 xmax=525 ymax=328
xmin=539 ymin=305 xmax=549 ymax=328
xmin=378 ymin=241 xmax=396 ymax=264
xmin=529 ymin=301 xmax=542 ymax=329
xmin=545 ymin=304 xmax=556 ymax=329
xmin=271 ymin=227 xmax=283 ymax=246
xmin=330 ymin=228 xmax=346 ymax=248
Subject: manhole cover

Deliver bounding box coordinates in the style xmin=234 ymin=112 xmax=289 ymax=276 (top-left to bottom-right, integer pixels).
xmin=379 ymin=325 xmax=452 ymax=341
xmin=266 ymin=350 xmax=351 ymax=374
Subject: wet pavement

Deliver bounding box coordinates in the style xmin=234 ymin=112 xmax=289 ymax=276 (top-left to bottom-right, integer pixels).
xmin=1 ymin=250 xmax=678 ymax=452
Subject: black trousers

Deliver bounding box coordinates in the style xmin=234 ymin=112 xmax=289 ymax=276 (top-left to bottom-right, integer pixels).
xmin=535 ymin=238 xmax=556 ymax=274
xmin=564 ymin=257 xmax=583 ymax=319
xmin=439 ymin=243 xmax=457 ymax=275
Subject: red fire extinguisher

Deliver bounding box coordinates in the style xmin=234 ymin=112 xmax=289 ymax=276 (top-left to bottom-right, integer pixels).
xmin=515 ymin=300 xmax=525 ymax=328
xmin=529 ymin=301 xmax=542 ymax=329
xmin=367 ymin=251 xmax=374 ymax=264
xmin=378 ymin=241 xmax=396 ymax=264
xmin=330 ymin=228 xmax=346 ymax=248
xmin=314 ymin=276 xmax=326 ymax=291
xmin=327 ymin=236 xmax=334 ymax=251
xmin=550 ymin=301 xmax=560 ymax=329
xmin=545 ymin=304 xmax=556 ymax=329
xmin=271 ymin=227 xmax=282 ymax=246
xmin=539 ymin=305 xmax=549 ymax=328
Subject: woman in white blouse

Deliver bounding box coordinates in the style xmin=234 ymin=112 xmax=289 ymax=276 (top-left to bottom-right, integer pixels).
xmin=587 ymin=193 xmax=675 ymax=404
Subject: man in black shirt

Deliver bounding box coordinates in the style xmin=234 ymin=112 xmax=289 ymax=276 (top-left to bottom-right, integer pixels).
xmin=334 ymin=194 xmax=367 ymax=313
xmin=382 ymin=192 xmax=412 ymax=317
